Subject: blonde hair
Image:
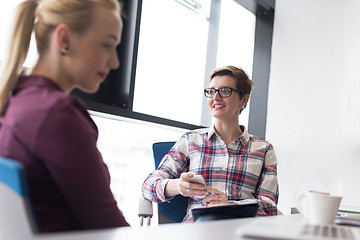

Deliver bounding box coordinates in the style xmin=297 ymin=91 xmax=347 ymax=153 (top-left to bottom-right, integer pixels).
xmin=0 ymin=0 xmax=121 ymax=113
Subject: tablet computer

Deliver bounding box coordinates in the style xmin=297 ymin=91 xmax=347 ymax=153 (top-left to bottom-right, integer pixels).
xmin=191 ymin=199 xmax=258 ymax=221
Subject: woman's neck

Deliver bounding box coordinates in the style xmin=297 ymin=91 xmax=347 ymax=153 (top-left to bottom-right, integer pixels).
xmin=31 ymin=51 xmax=73 ymax=93
xmin=214 ymin=120 xmax=243 ymax=146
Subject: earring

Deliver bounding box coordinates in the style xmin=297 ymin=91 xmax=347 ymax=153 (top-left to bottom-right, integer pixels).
xmin=60 ymin=46 xmax=69 ymax=56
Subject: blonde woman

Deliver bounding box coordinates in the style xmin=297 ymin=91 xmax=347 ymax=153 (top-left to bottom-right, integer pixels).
xmin=143 ymin=66 xmax=279 ymax=222
xmin=0 ymin=0 xmax=129 ymax=232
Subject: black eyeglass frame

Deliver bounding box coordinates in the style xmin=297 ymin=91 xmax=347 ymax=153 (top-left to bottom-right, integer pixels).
xmin=203 ymin=87 xmax=243 ymax=98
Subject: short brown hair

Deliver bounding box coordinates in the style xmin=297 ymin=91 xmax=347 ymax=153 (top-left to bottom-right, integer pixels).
xmin=210 ymin=66 xmax=254 ymax=96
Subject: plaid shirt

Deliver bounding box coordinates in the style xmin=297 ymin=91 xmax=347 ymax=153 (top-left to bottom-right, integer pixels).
xmin=142 ymin=125 xmax=278 ymax=222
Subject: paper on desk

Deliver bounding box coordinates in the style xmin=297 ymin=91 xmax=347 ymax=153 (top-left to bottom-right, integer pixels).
xmin=336 ymin=211 xmax=360 ymax=227
xmin=196 ymin=199 xmax=258 ymax=208
xmin=228 ymin=199 xmax=258 ymax=205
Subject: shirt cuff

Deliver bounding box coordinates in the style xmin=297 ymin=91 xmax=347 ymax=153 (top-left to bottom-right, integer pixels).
xmin=158 ymin=178 xmax=174 ymax=202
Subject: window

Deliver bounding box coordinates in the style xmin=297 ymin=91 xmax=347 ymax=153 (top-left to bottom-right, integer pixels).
xmin=133 ymin=0 xmax=255 ymax=127
xmin=133 ymin=0 xmax=210 ymax=126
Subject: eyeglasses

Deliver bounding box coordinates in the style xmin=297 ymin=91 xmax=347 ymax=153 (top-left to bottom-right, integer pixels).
xmin=203 ymin=87 xmax=242 ymax=98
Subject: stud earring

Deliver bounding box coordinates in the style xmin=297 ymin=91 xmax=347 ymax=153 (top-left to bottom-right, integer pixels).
xmin=60 ymin=46 xmax=69 ymax=56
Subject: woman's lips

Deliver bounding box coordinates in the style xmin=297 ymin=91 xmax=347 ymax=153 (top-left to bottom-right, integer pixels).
xmin=98 ymin=72 xmax=108 ymax=80
xmin=213 ymin=104 xmax=225 ymax=109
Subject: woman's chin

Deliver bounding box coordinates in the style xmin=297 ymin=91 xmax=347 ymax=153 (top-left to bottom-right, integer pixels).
xmin=77 ymin=84 xmax=99 ymax=94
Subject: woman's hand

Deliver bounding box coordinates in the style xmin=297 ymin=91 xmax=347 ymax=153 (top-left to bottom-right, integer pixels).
xmin=165 ymin=171 xmax=207 ymax=198
xmin=178 ymin=172 xmax=208 ymax=197
xmin=202 ymin=186 xmax=228 ymax=206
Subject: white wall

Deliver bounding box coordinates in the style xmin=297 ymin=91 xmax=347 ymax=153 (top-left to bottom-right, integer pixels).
xmin=267 ymin=0 xmax=360 ymax=214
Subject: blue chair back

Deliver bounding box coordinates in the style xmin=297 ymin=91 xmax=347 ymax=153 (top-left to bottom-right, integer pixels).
xmin=0 ymin=157 xmax=30 ymax=199
xmin=0 ymin=157 xmax=38 ymax=239
xmin=152 ymin=142 xmax=188 ymax=223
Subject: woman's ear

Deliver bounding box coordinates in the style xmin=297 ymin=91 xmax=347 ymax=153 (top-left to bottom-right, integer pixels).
xmin=240 ymin=94 xmax=250 ymax=108
xmin=55 ymin=24 xmax=71 ymax=56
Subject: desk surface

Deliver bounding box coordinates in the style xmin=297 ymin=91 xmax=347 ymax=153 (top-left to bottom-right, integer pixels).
xmin=33 ymin=214 xmax=303 ymax=240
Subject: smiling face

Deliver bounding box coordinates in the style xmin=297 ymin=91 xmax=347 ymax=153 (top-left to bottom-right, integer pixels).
xmin=207 ymin=75 xmax=248 ymax=122
xmin=64 ymin=5 xmax=122 ymax=93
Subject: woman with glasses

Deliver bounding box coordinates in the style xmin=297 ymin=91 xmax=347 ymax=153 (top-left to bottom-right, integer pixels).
xmin=0 ymin=0 xmax=129 ymax=232
xmin=142 ymin=65 xmax=278 ymax=222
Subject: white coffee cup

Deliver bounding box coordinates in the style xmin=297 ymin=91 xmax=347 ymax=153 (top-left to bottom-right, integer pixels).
xmin=295 ymin=191 xmax=342 ymax=225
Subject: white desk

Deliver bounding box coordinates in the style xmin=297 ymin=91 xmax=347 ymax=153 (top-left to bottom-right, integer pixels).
xmin=33 ymin=214 xmax=303 ymax=240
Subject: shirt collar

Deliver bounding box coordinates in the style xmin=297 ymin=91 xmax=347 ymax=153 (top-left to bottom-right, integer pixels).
xmin=207 ymin=124 xmax=250 ymax=145
xmin=14 ymin=75 xmax=63 ymax=94
xmin=207 ymin=125 xmax=217 ymax=141
xmin=239 ymin=125 xmax=250 ymax=145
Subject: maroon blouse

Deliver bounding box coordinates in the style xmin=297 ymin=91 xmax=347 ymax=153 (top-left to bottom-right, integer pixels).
xmin=0 ymin=75 xmax=129 ymax=232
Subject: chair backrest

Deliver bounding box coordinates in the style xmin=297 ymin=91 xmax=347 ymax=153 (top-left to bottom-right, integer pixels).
xmin=152 ymin=142 xmax=188 ymax=223
xmin=0 ymin=157 xmax=38 ymax=239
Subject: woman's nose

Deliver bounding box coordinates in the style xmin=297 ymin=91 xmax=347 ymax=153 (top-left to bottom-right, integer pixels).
xmin=109 ymin=51 xmax=120 ymax=70
xmin=213 ymin=91 xmax=222 ymax=100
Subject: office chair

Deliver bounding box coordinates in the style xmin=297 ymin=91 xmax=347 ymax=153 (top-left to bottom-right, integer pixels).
xmin=0 ymin=157 xmax=38 ymax=240
xmin=139 ymin=141 xmax=188 ymax=226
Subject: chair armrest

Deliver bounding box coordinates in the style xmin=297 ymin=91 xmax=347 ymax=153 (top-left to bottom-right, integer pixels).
xmin=138 ymin=196 xmax=153 ymax=226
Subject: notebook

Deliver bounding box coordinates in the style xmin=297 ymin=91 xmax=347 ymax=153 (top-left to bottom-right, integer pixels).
xmin=237 ymin=215 xmax=360 ymax=240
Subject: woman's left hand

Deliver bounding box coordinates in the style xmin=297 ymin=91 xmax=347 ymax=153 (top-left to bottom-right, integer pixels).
xmin=202 ymin=186 xmax=228 ymax=206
